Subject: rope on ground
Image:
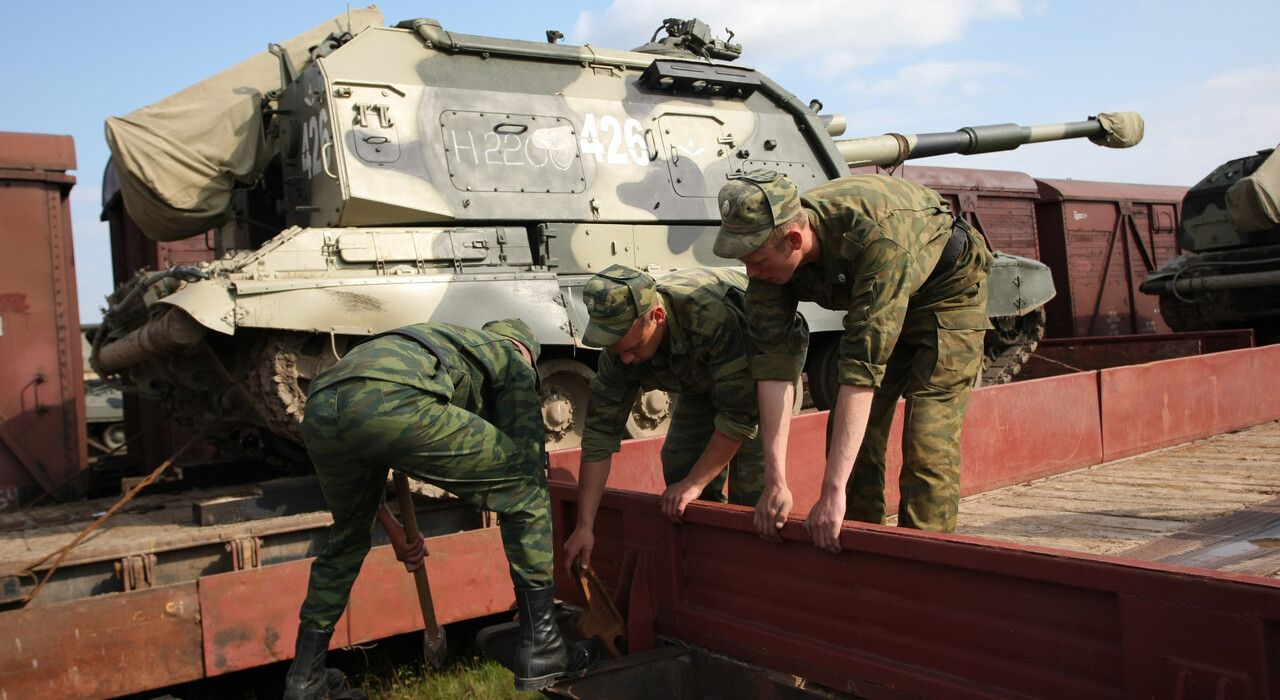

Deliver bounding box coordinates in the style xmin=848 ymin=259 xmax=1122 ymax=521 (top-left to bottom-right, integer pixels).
xmin=19 ymin=425 xmax=211 ymax=605
xmin=1028 ymin=353 xmax=1085 ymax=373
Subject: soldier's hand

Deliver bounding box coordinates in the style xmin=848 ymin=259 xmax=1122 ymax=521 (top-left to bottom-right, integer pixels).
xmin=660 ymin=481 xmax=701 ymax=523
xmin=563 ymin=528 xmax=595 ymax=573
xmin=753 ymin=483 xmax=793 ymax=542
xmin=804 ymin=489 xmax=846 ymax=554
xmin=391 ymin=530 xmax=428 ymax=572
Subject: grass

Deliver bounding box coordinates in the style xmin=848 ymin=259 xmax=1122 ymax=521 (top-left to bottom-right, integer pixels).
xmin=124 ymin=615 xmax=545 ymax=700
xmin=347 ymin=616 xmax=544 ymax=700
xmin=361 ymin=655 xmax=543 ymax=700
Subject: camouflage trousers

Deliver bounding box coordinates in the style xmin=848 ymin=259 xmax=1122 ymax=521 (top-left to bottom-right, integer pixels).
xmin=660 ymin=392 xmax=766 ymax=506
xmin=297 ymin=379 xmax=551 ymax=631
xmin=838 ymin=282 xmax=988 ymax=533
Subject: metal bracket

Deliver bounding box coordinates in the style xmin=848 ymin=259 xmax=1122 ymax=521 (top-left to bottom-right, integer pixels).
xmin=116 ymin=553 xmax=157 ymax=592
xmin=227 ymin=537 xmax=262 ymax=571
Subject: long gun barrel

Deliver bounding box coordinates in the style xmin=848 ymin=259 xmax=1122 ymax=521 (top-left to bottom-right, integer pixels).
xmin=835 ymin=112 xmax=1144 ymax=168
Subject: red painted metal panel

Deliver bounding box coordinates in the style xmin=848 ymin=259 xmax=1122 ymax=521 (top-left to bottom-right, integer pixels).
xmin=548 ymin=434 xmax=669 ymax=494
xmin=1100 ymin=347 xmax=1275 ymax=461
xmin=961 ymin=372 xmax=1102 ymax=494
xmin=199 ymin=528 xmax=512 ymax=676
xmin=0 ymin=583 xmax=204 ymax=700
xmin=0 ymin=132 xmax=75 ymax=171
xmin=0 ymin=132 xmax=86 ymax=506
xmin=551 ymin=371 xmax=1104 ymax=517
xmin=1254 ymin=344 xmax=1280 ymax=422
xmin=553 ymin=485 xmax=1280 ymax=700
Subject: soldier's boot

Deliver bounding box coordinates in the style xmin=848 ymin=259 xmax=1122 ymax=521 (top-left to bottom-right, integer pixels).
xmin=282 ymin=626 xmax=368 ymax=700
xmin=513 ymin=585 xmax=601 ymax=691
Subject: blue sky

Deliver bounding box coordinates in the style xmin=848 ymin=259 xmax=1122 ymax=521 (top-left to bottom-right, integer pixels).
xmin=4 ymin=0 xmax=1277 ymax=321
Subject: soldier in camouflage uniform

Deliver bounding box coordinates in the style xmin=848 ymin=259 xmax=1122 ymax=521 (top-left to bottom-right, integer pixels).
xmin=563 ymin=265 xmax=805 ymax=570
xmin=713 ymin=169 xmax=992 ymax=550
xmin=283 ymin=319 xmax=597 ymax=699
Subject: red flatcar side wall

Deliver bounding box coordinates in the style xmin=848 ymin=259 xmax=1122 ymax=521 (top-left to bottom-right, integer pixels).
xmin=1035 ymin=178 xmax=1186 ymax=339
xmin=0 ymin=132 xmax=86 ymax=507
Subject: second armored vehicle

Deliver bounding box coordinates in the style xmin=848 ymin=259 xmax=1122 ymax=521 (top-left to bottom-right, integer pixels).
xmin=1141 ymin=145 xmax=1280 ymax=343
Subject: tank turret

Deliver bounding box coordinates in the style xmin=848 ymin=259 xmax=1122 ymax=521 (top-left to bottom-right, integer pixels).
xmin=1140 ymin=146 xmax=1280 ymax=342
xmin=93 ymin=12 xmax=1150 ymax=463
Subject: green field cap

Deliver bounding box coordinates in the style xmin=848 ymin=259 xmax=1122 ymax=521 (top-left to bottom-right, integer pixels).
xmin=482 ymin=318 xmax=541 ymax=363
xmin=713 ymin=168 xmax=801 ymax=258
xmin=581 ymin=265 xmax=657 ymax=348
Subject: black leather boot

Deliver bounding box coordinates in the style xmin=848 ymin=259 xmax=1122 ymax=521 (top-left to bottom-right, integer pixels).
xmin=282 ymin=626 xmax=366 ymax=700
xmin=513 ymin=586 xmax=600 ymax=691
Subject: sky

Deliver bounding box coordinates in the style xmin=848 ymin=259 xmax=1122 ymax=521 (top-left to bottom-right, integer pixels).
xmin=4 ymin=0 xmax=1277 ymax=322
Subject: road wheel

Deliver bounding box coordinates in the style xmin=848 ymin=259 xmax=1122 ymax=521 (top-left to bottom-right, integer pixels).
xmin=804 ymin=337 xmax=840 ymax=411
xmin=626 ymin=389 xmax=675 ymax=439
xmin=102 ymin=423 xmax=127 ymax=451
xmin=540 ymin=359 xmax=595 ymax=450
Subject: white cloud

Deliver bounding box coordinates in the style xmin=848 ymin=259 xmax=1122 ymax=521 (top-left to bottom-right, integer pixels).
xmin=574 ymin=0 xmax=1023 ymax=71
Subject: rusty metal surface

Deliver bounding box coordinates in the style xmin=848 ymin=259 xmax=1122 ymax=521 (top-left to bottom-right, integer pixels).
xmin=199 ymin=528 xmax=514 ymax=676
xmin=1035 ymin=178 xmax=1186 ymax=339
xmin=0 ymin=582 xmax=203 ymax=700
xmin=0 ymin=132 xmax=85 ymax=507
xmin=0 ymin=132 xmax=75 ymax=172
xmin=861 ymin=164 xmax=1043 ymax=262
xmin=554 ymin=483 xmax=1280 ymax=699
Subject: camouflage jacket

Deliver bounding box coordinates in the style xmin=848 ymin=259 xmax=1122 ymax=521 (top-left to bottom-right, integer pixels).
xmin=308 ymin=322 xmax=530 ymax=416
xmin=580 ymin=267 xmax=758 ymax=462
xmin=746 ymin=174 xmax=992 ymax=387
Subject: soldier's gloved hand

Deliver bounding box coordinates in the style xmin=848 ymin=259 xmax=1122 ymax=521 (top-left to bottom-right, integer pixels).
xmin=377 ymin=503 xmax=428 ymax=572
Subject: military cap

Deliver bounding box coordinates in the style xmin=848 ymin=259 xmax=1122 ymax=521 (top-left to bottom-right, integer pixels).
xmin=712 ymin=168 xmax=802 ymax=258
xmin=482 ymin=318 xmax=541 ymax=363
xmin=580 ymin=264 xmax=657 ymax=348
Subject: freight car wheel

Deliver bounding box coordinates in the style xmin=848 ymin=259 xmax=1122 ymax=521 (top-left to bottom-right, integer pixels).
xmin=540 ymin=359 xmax=595 ymax=450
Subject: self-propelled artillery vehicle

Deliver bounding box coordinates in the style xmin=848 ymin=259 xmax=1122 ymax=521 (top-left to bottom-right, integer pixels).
xmin=93 ymin=9 xmax=1144 ymax=460
xmin=1140 ymin=145 xmax=1280 ymax=343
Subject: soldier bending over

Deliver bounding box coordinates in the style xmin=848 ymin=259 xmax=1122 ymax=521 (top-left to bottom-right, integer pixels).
xmin=713 ymin=169 xmax=991 ymax=550
xmin=283 ymin=319 xmax=597 ymax=699
xmin=563 ymin=265 xmax=805 ymax=571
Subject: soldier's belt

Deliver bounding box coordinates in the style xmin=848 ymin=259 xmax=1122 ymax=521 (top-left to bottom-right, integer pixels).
xmin=925 ymin=217 xmax=971 ymax=284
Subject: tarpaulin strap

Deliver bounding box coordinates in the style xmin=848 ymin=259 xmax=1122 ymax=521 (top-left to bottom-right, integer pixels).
xmin=19 ymin=424 xmax=211 ymax=605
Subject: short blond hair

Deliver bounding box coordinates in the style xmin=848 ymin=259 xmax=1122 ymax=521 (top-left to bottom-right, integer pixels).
xmin=760 ymin=209 xmax=808 ymax=253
